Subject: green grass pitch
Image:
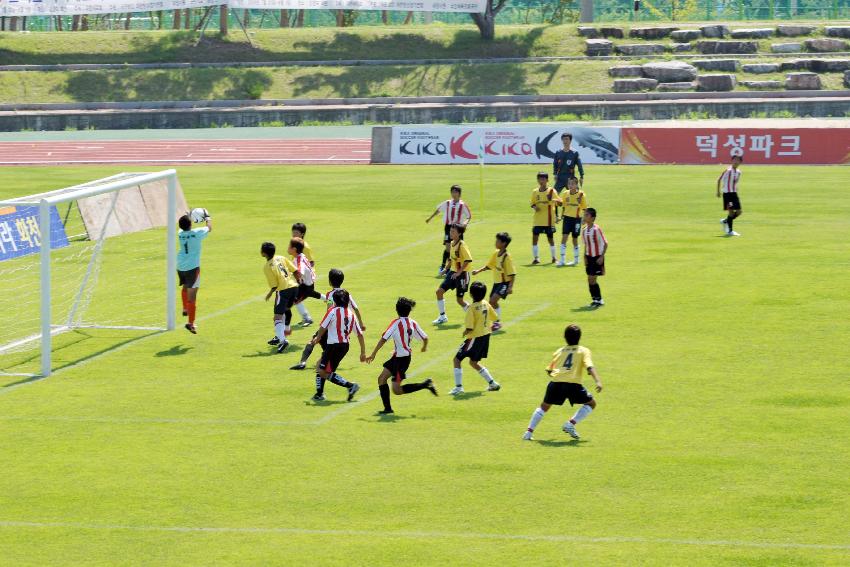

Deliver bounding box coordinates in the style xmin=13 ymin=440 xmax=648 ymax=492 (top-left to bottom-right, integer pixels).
xmin=1 ymin=164 xmax=849 ymax=565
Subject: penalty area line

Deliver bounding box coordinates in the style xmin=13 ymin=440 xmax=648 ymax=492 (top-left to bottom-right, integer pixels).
xmin=0 ymin=521 xmax=847 ymax=551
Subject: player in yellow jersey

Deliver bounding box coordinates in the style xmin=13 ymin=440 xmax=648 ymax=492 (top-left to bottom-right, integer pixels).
xmin=450 ymin=281 xmax=500 ymax=395
xmin=522 ymin=324 xmax=603 ymax=441
xmin=530 ymin=172 xmax=562 ymax=264
xmin=557 ymin=177 xmax=587 ymax=267
xmin=433 ymin=224 xmax=472 ymax=325
xmin=471 ymin=232 xmax=515 ymax=332
xmin=291 ymin=223 xmax=315 ymax=325
xmin=261 ymin=241 xmax=300 ymax=353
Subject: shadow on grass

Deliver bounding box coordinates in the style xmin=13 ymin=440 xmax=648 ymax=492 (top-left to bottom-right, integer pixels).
xmin=241 ymin=350 xmax=279 ymax=358
xmin=433 ymin=323 xmax=463 ymax=330
xmin=570 ymin=305 xmax=599 ymax=312
xmin=452 ymin=391 xmax=484 ymax=401
xmin=537 ymin=438 xmax=584 ymax=447
xmin=155 ymin=344 xmax=193 ymax=357
xmin=304 ymin=399 xmax=348 ymax=407
xmin=360 ymin=412 xmax=419 ymax=422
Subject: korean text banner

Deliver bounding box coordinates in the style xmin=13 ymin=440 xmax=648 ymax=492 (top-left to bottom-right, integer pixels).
xmin=2 ymin=0 xmax=228 ymax=16
xmin=0 ymin=206 xmax=69 ymax=263
xmin=390 ymin=126 xmax=621 ymax=165
xmin=229 ymin=0 xmax=485 ymax=11
xmin=620 ymin=128 xmax=850 ymax=165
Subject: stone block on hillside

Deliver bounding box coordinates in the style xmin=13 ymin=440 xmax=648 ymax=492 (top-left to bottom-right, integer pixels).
xmin=776 ymin=25 xmax=816 ymax=37
xmin=700 ymin=24 xmax=730 ymax=38
xmin=740 ymin=80 xmax=783 ymax=89
xmin=641 ymin=61 xmax=698 ymax=82
xmin=585 ymin=39 xmax=613 ymax=56
xmin=612 ymin=78 xmax=658 ymax=93
xmin=599 ymin=27 xmax=624 ymax=39
xmin=778 ymin=59 xmax=815 ymax=71
xmin=697 ymin=40 xmax=758 ymax=54
xmin=805 ymin=38 xmax=847 ymax=52
xmin=825 ymin=26 xmax=850 ymax=39
xmin=656 ymin=82 xmax=696 ymax=92
xmin=730 ymin=28 xmax=774 ymax=39
xmin=845 ymin=70 xmax=850 ymax=88
xmin=771 ymin=42 xmax=803 ymax=53
xmin=578 ymin=26 xmax=600 ymax=38
xmin=671 ymin=43 xmax=694 ymax=52
xmin=629 ymin=26 xmax=678 ymax=40
xmin=615 ymin=43 xmax=666 ymax=56
xmin=785 ymin=72 xmax=821 ymax=90
xmin=810 ymin=59 xmax=850 ymax=72
xmin=671 ymin=29 xmax=702 ymax=41
xmin=696 ymin=74 xmax=737 ymax=91
xmin=693 ymin=59 xmax=740 ymax=72
xmin=741 ymin=63 xmax=780 ymax=74
xmin=608 ymin=65 xmax=643 ymax=77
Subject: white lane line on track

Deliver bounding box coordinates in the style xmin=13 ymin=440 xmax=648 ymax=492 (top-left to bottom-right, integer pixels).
xmin=314 ymin=302 xmax=553 ymax=426
xmin=0 ymin=521 xmax=847 ymax=550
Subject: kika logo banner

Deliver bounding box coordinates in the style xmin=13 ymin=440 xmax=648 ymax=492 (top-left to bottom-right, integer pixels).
xmin=390 ymin=126 xmax=621 ymax=165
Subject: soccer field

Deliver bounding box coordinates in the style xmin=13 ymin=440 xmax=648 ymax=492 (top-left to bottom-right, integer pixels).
xmin=1 ymin=164 xmax=849 ymax=566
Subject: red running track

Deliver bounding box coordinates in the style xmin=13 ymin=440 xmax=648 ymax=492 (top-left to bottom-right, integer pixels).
xmin=0 ymin=139 xmax=372 ymax=166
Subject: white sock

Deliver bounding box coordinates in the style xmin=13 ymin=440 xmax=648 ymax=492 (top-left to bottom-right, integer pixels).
xmin=527 ymin=407 xmax=546 ymax=432
xmin=560 ymin=243 xmax=567 ymax=260
xmin=532 ymin=245 xmax=539 ymax=258
xmin=570 ymin=404 xmax=594 ymax=424
xmin=274 ymin=321 xmax=285 ymax=342
xmin=437 ymin=299 xmax=445 ymax=315
xmin=549 ymin=245 xmax=556 ymax=259
xmin=453 ymin=368 xmax=463 ymax=387
xmin=296 ymin=302 xmax=310 ymax=319
xmin=573 ymin=246 xmax=580 ymax=262
xmin=495 ymin=306 xmax=501 ymax=320
xmin=478 ymin=367 xmax=494 ymax=384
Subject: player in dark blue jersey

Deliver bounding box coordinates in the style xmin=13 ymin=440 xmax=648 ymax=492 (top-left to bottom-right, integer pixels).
xmin=553 ymin=133 xmax=584 ymax=191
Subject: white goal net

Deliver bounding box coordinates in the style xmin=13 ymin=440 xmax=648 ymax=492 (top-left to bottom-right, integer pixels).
xmin=0 ymin=171 xmax=183 ymax=378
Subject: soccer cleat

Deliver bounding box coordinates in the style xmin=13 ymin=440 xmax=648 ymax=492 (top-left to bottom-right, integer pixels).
xmin=379 ymin=408 xmax=395 ymax=414
xmin=729 ymin=231 xmax=740 ymax=237
xmin=185 ymin=323 xmax=197 ymax=334
xmin=562 ymin=422 xmax=580 ymax=439
xmin=566 ymin=260 xmax=578 ymax=267
xmin=595 ymin=299 xmax=605 ymax=307
xmin=437 ymin=267 xmax=446 ymax=277
xmin=300 ymin=318 xmax=313 ymax=327
xmin=347 ymin=382 xmax=361 ymax=402
xmin=449 ymin=386 xmax=465 ymax=396
xmin=487 ymin=381 xmax=501 ymax=391
xmin=531 ymin=258 xmax=540 ymax=265
xmin=432 ymin=314 xmax=448 ymax=325
xmin=268 ymin=337 xmax=281 ymax=346
xmin=312 ymin=392 xmax=326 ymax=402
xmin=588 ymin=301 xmax=599 ymax=308
xmin=522 ymin=431 xmax=534 ymax=441
xmin=276 ymin=340 xmax=289 ymax=354
xmin=557 ymin=260 xmax=566 ymax=267
xmin=491 ymin=322 xmax=502 ymax=332
xmin=290 ymin=362 xmax=307 ymax=370
xmin=424 ymin=379 xmax=438 ymax=396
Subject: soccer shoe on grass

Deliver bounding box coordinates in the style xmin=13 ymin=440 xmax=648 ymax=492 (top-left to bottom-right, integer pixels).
xmin=311 ymin=392 xmax=326 ymax=402
xmin=268 ymin=337 xmax=281 ymax=346
xmin=290 ymin=362 xmax=307 ymax=370
xmin=432 ymin=314 xmax=448 ymax=325
xmin=522 ymin=431 xmax=534 ymax=441
xmin=566 ymin=260 xmax=578 ymax=267
xmin=531 ymin=258 xmax=540 ymax=265
xmin=185 ymin=323 xmax=197 ymax=334
xmin=425 ymin=379 xmax=438 ymax=396
xmin=729 ymin=231 xmax=741 ymax=237
xmin=562 ymin=422 xmax=580 ymax=440
xmin=487 ymin=381 xmax=501 ymax=392
xmin=491 ymin=322 xmax=502 ymax=332
xmin=449 ymin=386 xmax=465 ymax=396
xmin=300 ymin=319 xmax=313 ymax=327
xmin=557 ymin=261 xmax=566 ymax=267
xmin=379 ymin=408 xmax=395 ymax=415
xmin=347 ymin=383 xmax=360 ymax=402
xmin=276 ymin=341 xmax=289 ymax=354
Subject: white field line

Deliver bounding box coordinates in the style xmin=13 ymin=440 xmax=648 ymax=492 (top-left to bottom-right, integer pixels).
xmin=0 ymin=521 xmax=847 ymax=551
xmin=314 ymin=302 xmax=553 ymax=426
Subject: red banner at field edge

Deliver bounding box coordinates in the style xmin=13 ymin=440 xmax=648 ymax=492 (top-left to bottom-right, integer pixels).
xmin=620 ymin=128 xmax=850 ymax=165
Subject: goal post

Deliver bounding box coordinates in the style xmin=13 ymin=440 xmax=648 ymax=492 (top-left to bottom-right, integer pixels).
xmin=0 ymin=170 xmax=183 ymax=378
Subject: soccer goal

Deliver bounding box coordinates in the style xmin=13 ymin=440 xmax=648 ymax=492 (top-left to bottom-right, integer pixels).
xmin=0 ymin=170 xmax=185 ymax=378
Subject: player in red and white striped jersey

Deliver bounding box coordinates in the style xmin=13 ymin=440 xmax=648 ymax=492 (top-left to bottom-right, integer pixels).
xmin=717 ymin=154 xmax=743 ymax=236
xmin=366 ymin=297 xmax=436 ymax=414
xmin=310 ymin=289 xmax=365 ymax=402
xmin=425 ymin=185 xmax=472 ymax=276
xmin=289 ymin=238 xmax=321 ymax=327
xmin=582 ymin=208 xmax=608 ymax=308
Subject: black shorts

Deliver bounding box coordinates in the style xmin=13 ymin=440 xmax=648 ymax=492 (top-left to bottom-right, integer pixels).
xmin=585 ymin=255 xmax=606 ymax=277
xmin=295 ymin=283 xmax=315 ymax=304
xmin=562 ymin=217 xmax=582 ymax=238
xmin=554 ymin=177 xmax=570 ymax=190
xmin=440 ymin=271 xmax=470 ymax=297
xmin=532 ymin=226 xmax=556 ymax=236
xmin=319 ymin=343 xmax=349 ymax=373
xmin=273 ymin=287 xmax=298 ymax=315
xmin=443 ymin=224 xmax=452 ymax=243
xmin=455 ymin=334 xmax=490 ymax=362
xmin=491 ymin=282 xmax=510 ymax=300
xmin=543 ymin=381 xmax=593 ymax=406
xmin=383 ymin=355 xmax=412 ymax=382
xmin=177 ymin=267 xmax=200 ymax=288
xmin=723 ymin=193 xmax=741 ymax=211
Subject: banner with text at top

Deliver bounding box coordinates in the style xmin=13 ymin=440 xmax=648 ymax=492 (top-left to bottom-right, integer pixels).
xmin=228 ymin=0 xmax=485 ymax=12
xmin=390 ymin=126 xmax=621 ymax=165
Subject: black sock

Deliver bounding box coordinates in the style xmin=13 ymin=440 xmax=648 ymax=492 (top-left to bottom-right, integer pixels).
xmin=727 ymin=216 xmax=734 ymax=231
xmin=300 ymin=342 xmax=314 ymax=364
xmin=441 ymin=249 xmax=449 ymax=267
xmin=284 ymin=309 xmax=292 ymax=327
xmin=379 ymin=383 xmax=392 ymax=411
xmin=588 ymin=283 xmax=595 ymax=300
xmin=315 ymin=374 xmax=324 ymax=394
xmin=401 ymin=382 xmax=427 ymax=394
xmin=329 ymin=373 xmax=351 ymax=388
xmin=307 ymin=289 xmax=321 ymax=299
xmin=592 ymin=284 xmax=602 ymax=300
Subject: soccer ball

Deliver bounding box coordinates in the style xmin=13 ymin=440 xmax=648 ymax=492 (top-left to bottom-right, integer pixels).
xmin=189 ymin=208 xmax=209 ymax=223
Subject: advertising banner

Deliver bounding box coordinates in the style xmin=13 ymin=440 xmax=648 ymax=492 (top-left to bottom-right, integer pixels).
xmin=0 ymin=206 xmax=69 ymax=263
xmin=390 ymin=126 xmax=621 ymax=165
xmin=229 ymin=0 xmax=485 ymax=12
xmin=620 ymin=128 xmax=850 ymax=165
